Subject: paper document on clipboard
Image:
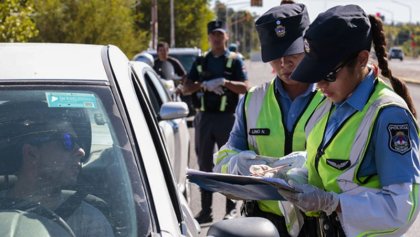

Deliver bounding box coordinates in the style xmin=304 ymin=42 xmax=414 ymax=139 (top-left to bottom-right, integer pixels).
xmin=186 ymin=169 xmax=299 ymax=201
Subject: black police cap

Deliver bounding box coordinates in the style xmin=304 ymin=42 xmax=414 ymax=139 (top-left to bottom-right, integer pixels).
xmin=255 ymin=3 xmax=309 ymax=63
xmin=207 ymin=20 xmax=226 ymax=34
xmin=291 ymin=5 xmax=372 ymax=83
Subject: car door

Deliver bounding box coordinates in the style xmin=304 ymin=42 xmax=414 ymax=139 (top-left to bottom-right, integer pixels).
xmin=131 ymin=63 xmax=190 ymax=195
xmin=126 ymin=67 xmax=199 ymax=237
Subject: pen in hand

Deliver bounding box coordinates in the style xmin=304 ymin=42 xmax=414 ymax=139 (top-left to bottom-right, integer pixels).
xmin=250 ymin=164 xmax=291 ymax=177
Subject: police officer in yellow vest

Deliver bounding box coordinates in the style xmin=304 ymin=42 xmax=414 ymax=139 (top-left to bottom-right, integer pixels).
xmin=278 ymin=5 xmax=420 ymax=236
xmin=213 ymin=3 xmax=324 ymax=237
xmin=183 ymin=20 xmax=249 ymax=224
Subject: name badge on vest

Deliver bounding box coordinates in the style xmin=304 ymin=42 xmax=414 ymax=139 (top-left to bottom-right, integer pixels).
xmin=326 ymin=159 xmax=351 ymax=170
xmin=249 ymin=128 xmax=270 ymax=136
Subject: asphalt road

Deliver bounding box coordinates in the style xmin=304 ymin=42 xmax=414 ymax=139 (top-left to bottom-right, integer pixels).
xmin=188 ymin=59 xmax=420 ymax=236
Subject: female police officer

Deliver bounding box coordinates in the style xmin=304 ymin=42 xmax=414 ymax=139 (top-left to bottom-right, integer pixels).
xmin=213 ymin=3 xmax=324 ymax=237
xmin=279 ymin=5 xmax=420 ymax=237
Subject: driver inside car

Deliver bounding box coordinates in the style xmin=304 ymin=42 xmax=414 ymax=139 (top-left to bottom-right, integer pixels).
xmin=0 ymin=100 xmax=114 ymax=237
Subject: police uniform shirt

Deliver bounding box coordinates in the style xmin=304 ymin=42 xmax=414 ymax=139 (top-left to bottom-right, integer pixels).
xmin=188 ymin=50 xmax=247 ymax=82
xmin=227 ymin=78 xmax=317 ymax=150
xmin=322 ymin=68 xmax=420 ymax=186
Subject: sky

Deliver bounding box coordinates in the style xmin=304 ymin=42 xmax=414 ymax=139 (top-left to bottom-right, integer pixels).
xmin=212 ymin=0 xmax=420 ymax=24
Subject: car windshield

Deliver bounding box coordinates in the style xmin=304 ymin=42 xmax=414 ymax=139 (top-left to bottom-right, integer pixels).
xmin=0 ymin=86 xmax=151 ymax=237
xmin=391 ymin=48 xmax=402 ymax=54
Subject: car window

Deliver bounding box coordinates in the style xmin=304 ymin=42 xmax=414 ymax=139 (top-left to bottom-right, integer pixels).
xmin=0 ymin=87 xmax=152 ymax=237
xmin=143 ymin=72 xmax=162 ymax=115
xmin=391 ymin=48 xmax=402 ymax=53
xmin=170 ymin=54 xmax=197 ymax=72
xmin=146 ymin=70 xmax=170 ymax=104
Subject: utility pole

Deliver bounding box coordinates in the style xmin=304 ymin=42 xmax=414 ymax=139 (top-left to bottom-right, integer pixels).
xmin=151 ymin=0 xmax=158 ymax=49
xmin=170 ymin=0 xmax=175 ymax=47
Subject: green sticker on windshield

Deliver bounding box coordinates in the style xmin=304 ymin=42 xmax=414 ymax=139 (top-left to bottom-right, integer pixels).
xmin=46 ymin=92 xmax=97 ymax=108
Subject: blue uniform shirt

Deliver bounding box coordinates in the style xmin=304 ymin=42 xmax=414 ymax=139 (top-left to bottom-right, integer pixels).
xmin=227 ymin=77 xmax=316 ymax=150
xmin=188 ymin=50 xmax=247 ymax=82
xmin=323 ymin=69 xmax=420 ymax=186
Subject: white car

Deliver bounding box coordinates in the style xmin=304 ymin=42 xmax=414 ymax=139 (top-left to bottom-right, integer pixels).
xmin=388 ymin=46 xmax=404 ymax=61
xmin=133 ymin=47 xmax=202 ymax=119
xmin=130 ymin=61 xmax=191 ymax=201
xmin=0 ymin=43 xmax=277 ymax=237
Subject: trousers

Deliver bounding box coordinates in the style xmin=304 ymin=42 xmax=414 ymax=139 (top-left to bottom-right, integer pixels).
xmin=194 ymin=111 xmax=236 ymax=212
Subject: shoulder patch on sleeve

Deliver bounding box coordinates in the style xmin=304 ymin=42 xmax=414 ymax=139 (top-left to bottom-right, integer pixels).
xmin=388 ymin=123 xmax=412 ymax=155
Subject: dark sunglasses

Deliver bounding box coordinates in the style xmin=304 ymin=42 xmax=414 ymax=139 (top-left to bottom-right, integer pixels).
xmin=324 ymin=54 xmax=358 ymax=82
xmin=29 ymin=132 xmax=81 ymax=152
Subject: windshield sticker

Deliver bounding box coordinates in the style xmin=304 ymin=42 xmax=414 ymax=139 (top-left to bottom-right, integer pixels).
xmin=46 ymin=92 xmax=97 ymax=108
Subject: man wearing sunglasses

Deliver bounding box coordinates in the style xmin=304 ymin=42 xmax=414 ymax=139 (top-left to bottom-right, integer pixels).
xmin=0 ymin=101 xmax=114 ymax=237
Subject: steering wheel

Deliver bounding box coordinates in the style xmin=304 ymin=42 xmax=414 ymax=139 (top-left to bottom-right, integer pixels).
xmin=0 ymin=197 xmax=76 ymax=237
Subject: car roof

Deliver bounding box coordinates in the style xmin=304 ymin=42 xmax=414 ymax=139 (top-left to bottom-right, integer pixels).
xmin=0 ymin=43 xmax=109 ymax=81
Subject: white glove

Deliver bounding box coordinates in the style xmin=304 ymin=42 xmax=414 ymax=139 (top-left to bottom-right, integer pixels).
xmin=270 ymin=151 xmax=306 ymax=170
xmin=201 ymin=80 xmax=209 ymax=90
xmin=285 ymin=167 xmax=308 ymax=184
xmin=205 ymin=78 xmax=225 ymax=91
xmin=212 ymin=86 xmax=224 ymax=95
xmin=227 ymin=150 xmax=274 ymax=175
xmin=278 ymin=182 xmax=339 ymax=215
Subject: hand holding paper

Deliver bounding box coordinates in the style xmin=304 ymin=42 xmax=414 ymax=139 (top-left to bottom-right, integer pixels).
xmin=248 ymin=152 xmax=307 ymax=179
xmin=270 ymin=151 xmax=306 ymax=169
xmin=228 ymin=150 xmax=276 ymax=175
xmin=278 ymin=181 xmax=339 ymax=215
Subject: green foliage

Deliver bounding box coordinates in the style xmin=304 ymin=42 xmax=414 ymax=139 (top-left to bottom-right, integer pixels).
xmin=227 ymin=10 xmax=257 ymax=59
xmin=136 ymin=0 xmax=214 ymax=50
xmin=0 ymin=0 xmax=39 ymax=42
xmin=214 ymin=1 xmax=259 ymax=58
xmin=384 ymin=24 xmax=420 ymax=57
xmin=32 ymin=0 xmax=148 ymax=58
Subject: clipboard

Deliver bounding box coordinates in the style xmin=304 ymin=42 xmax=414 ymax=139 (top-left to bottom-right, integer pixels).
xmin=187 ymin=169 xmax=298 ymax=201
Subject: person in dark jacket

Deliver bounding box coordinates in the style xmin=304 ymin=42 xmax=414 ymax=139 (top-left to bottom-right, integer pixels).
xmin=183 ymin=20 xmax=249 ymax=224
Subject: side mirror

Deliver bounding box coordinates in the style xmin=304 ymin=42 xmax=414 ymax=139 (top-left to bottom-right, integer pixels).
xmin=159 ymin=102 xmax=189 ymax=120
xmin=207 ymin=217 xmax=279 ymax=237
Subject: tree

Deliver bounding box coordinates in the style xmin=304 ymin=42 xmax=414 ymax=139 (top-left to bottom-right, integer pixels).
xmin=384 ymin=24 xmax=420 ymax=57
xmin=32 ymin=0 xmax=147 ymax=58
xmin=136 ymin=0 xmax=214 ymax=50
xmin=0 ymin=0 xmax=38 ymax=42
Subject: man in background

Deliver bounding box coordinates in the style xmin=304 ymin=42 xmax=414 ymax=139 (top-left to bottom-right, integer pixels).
xmin=183 ymin=20 xmax=249 ymax=224
xmin=154 ymin=41 xmax=186 ymax=82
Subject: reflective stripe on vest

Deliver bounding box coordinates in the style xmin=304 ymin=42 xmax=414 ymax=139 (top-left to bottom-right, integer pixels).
xmin=244 ymin=79 xmax=324 ymax=218
xmin=306 ymin=79 xmax=413 ymax=193
xmin=197 ymin=52 xmax=236 ymax=112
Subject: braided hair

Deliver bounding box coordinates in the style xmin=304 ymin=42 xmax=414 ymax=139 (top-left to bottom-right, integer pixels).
xmin=280 ymin=0 xmax=296 ymax=4
xmin=368 ymin=14 xmax=417 ymax=118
